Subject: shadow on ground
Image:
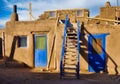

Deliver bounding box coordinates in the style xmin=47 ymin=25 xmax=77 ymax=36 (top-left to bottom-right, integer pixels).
xmin=0 ymin=59 xmax=120 ymax=84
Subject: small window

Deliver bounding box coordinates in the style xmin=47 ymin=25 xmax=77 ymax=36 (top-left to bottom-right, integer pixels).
xmin=18 ymin=36 xmax=27 ymax=48
xmin=49 ymin=11 xmax=56 ymax=18
xmin=77 ymin=10 xmax=84 ymax=17
xmin=36 ymin=36 xmax=46 ymax=50
xmin=92 ymin=38 xmax=102 ymax=54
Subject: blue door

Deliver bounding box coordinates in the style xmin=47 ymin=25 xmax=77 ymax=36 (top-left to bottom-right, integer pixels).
xmin=88 ymin=34 xmax=108 ymax=72
xmin=34 ymin=35 xmax=47 ymax=67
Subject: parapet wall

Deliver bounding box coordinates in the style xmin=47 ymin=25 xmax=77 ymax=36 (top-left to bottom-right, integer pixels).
xmin=38 ymin=9 xmax=89 ymax=23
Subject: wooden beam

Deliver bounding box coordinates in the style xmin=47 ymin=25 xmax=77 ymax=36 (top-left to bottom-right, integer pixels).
xmin=87 ymin=17 xmax=120 ymax=22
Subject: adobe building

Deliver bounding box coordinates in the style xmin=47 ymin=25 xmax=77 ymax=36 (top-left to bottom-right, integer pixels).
xmin=0 ymin=1 xmax=120 ymax=77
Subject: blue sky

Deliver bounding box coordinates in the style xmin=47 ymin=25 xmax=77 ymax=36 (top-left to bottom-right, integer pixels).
xmin=0 ymin=0 xmax=118 ymax=28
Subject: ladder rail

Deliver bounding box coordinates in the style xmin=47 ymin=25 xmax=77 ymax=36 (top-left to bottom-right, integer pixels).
xmin=76 ymin=20 xmax=81 ymax=79
xmin=60 ymin=14 xmax=69 ymax=79
xmin=60 ymin=15 xmax=80 ymax=79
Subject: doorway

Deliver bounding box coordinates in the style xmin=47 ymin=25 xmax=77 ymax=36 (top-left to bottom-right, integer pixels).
xmin=88 ymin=34 xmax=108 ymax=72
xmin=34 ymin=35 xmax=47 ymax=67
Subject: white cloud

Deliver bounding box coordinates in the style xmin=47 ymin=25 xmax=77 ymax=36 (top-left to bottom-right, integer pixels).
xmin=0 ymin=0 xmax=119 ymax=28
xmin=4 ymin=0 xmax=118 ymax=18
xmin=0 ymin=18 xmax=9 ymax=28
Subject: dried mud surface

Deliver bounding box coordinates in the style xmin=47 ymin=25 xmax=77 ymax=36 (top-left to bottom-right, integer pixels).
xmin=0 ymin=60 xmax=120 ymax=84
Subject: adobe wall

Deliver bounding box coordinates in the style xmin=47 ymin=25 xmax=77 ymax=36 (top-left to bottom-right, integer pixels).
xmin=38 ymin=9 xmax=89 ymax=23
xmin=80 ymin=23 xmax=120 ymax=74
xmin=100 ymin=7 xmax=116 ymax=19
xmin=4 ymin=7 xmax=90 ymax=71
xmin=4 ymin=18 xmax=120 ymax=75
xmin=5 ymin=20 xmax=57 ymax=68
xmin=4 ymin=3 xmax=120 ymax=74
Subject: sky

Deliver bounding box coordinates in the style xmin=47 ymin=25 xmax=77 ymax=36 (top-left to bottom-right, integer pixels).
xmin=0 ymin=0 xmax=119 ymax=28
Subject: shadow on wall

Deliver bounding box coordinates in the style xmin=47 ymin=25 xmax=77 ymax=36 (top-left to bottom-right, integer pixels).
xmin=3 ymin=36 xmax=27 ymax=67
xmin=9 ymin=36 xmax=19 ymax=60
xmin=80 ymin=22 xmax=118 ymax=74
xmin=2 ymin=36 xmax=18 ymax=63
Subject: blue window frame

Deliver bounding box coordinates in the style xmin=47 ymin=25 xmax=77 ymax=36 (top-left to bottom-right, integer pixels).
xmin=18 ymin=36 xmax=27 ymax=48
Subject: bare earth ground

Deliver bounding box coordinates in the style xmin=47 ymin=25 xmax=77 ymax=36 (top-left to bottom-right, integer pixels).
xmin=0 ymin=60 xmax=120 ymax=84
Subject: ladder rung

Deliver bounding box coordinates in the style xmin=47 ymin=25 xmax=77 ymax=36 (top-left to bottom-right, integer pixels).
xmin=64 ymin=63 xmax=77 ymax=66
xmin=66 ymin=45 xmax=77 ymax=47
xmin=67 ymin=32 xmax=77 ymax=34
xmin=63 ymin=72 xmax=77 ymax=76
xmin=67 ymin=36 xmax=77 ymax=38
xmin=63 ymin=67 xmax=77 ymax=70
xmin=67 ymin=39 xmax=77 ymax=42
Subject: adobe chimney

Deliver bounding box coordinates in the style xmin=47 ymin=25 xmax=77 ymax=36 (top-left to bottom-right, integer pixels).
xmin=10 ymin=5 xmax=19 ymax=21
xmin=105 ymin=1 xmax=111 ymax=8
xmin=13 ymin=5 xmax=17 ymax=13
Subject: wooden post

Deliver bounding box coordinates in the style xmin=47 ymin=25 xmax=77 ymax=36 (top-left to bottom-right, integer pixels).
xmin=29 ymin=2 xmax=35 ymax=21
xmin=28 ymin=34 xmax=34 ymax=67
xmin=2 ymin=32 xmax=6 ymax=66
xmin=55 ymin=13 xmax=60 ymax=71
xmin=117 ymin=0 xmax=119 ymax=7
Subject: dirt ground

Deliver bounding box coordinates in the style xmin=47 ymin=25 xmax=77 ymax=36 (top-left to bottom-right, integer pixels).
xmin=0 ymin=60 xmax=120 ymax=84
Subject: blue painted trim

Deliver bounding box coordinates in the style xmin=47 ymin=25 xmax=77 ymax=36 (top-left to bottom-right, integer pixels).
xmin=60 ymin=14 xmax=69 ymax=79
xmin=88 ymin=33 xmax=109 ymax=37
xmin=61 ymin=14 xmax=68 ymax=61
xmin=77 ymin=20 xmax=80 ymax=61
xmin=88 ymin=33 xmax=108 ymax=72
xmin=76 ymin=20 xmax=80 ymax=79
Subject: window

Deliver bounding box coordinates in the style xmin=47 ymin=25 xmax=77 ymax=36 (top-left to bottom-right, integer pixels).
xmin=18 ymin=36 xmax=27 ymax=47
xmin=76 ymin=10 xmax=84 ymax=17
xmin=92 ymin=38 xmax=102 ymax=54
xmin=36 ymin=36 xmax=46 ymax=50
xmin=49 ymin=11 xmax=56 ymax=18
